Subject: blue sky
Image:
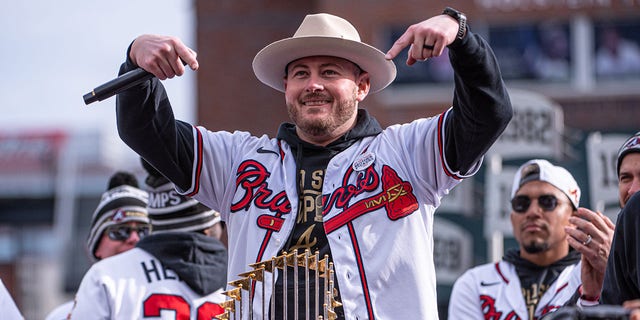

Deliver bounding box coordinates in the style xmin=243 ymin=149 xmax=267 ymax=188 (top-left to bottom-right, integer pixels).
xmin=0 ymin=1 xmax=195 ymax=149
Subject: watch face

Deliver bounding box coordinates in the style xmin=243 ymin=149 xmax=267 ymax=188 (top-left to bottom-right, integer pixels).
xmin=444 ymin=7 xmax=461 ymax=19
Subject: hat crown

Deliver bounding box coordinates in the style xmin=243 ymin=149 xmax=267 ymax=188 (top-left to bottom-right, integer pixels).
xmin=252 ymin=12 xmax=396 ymax=93
xmin=293 ymin=13 xmax=361 ymax=41
xmin=511 ymin=159 xmax=581 ymax=209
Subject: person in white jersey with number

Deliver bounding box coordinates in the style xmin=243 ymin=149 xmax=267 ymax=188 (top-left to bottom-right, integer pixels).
xmin=45 ymin=171 xmax=150 ymax=320
xmin=68 ymin=159 xmax=228 ymax=319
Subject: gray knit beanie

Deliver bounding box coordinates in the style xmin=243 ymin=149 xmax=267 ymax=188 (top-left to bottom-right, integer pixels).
xmin=617 ymin=132 xmax=640 ymax=176
xmin=86 ymin=172 xmax=149 ymax=261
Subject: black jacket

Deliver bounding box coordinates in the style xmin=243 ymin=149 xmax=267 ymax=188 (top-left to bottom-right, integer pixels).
xmin=600 ymin=191 xmax=640 ymax=304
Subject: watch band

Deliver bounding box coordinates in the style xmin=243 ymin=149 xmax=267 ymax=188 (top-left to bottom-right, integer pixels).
xmin=442 ymin=7 xmax=467 ymax=40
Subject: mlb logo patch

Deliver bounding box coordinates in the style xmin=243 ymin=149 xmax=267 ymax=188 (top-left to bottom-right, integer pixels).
xmin=112 ymin=209 xmax=147 ymax=221
xmin=112 ymin=208 xmax=127 ymax=222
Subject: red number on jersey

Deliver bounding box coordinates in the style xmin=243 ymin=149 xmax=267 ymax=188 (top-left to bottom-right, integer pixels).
xmin=143 ymin=294 xmax=224 ymax=319
xmin=197 ymin=302 xmax=225 ymax=319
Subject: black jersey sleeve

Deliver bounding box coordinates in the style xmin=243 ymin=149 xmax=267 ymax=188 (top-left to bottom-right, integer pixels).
xmin=115 ymin=45 xmax=196 ymax=191
xmin=443 ymin=30 xmax=513 ymax=174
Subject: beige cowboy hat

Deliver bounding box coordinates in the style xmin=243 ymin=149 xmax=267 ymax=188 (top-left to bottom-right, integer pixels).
xmin=252 ymin=13 xmax=397 ymax=93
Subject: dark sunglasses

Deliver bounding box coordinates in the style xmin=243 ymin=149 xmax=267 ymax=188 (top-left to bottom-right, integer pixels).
xmin=106 ymin=224 xmax=152 ymax=241
xmin=511 ymin=195 xmax=562 ymax=213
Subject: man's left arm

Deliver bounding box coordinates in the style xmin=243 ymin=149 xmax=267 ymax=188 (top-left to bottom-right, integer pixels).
xmin=384 ymin=10 xmax=512 ymax=175
xmin=444 ymin=27 xmax=512 ymax=174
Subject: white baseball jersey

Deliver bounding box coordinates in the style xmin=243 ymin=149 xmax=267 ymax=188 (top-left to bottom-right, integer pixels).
xmin=44 ymin=300 xmax=73 ymax=320
xmin=0 ymin=279 xmax=23 ymax=320
xmin=69 ymin=248 xmax=227 ymax=319
xmin=180 ymin=108 xmax=475 ymax=320
xmin=448 ymin=260 xmax=582 ymax=320
xmin=116 ymin=29 xmax=511 ymax=319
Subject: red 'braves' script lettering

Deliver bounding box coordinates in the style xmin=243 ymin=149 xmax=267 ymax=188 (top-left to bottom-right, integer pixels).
xmin=322 ymin=165 xmax=379 ymax=213
xmin=480 ymin=295 xmax=520 ymax=320
xmin=231 ymin=160 xmax=290 ymax=215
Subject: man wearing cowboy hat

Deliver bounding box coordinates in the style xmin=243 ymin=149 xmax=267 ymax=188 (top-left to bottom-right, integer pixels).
xmin=115 ymin=9 xmax=512 ymax=319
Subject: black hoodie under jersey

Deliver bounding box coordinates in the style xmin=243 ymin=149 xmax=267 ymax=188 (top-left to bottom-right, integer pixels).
xmin=503 ymin=248 xmax=581 ymax=318
xmin=271 ymin=110 xmax=382 ymax=319
xmin=136 ymin=232 xmax=228 ymax=295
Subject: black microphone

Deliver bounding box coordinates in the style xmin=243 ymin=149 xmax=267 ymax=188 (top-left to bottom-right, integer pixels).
xmin=83 ymin=67 xmax=154 ymax=105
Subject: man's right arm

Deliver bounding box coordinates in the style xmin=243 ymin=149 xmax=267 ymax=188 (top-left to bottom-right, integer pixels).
xmin=116 ymin=35 xmax=199 ymax=191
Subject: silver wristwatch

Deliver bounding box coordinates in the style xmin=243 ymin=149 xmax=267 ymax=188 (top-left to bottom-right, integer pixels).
xmin=442 ymin=7 xmax=467 ymax=40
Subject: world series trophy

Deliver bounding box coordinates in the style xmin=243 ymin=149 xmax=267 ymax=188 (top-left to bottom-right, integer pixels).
xmin=216 ymin=249 xmax=341 ymax=320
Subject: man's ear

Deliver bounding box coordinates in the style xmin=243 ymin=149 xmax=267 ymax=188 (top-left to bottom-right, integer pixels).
xmin=356 ymin=72 xmax=370 ymax=101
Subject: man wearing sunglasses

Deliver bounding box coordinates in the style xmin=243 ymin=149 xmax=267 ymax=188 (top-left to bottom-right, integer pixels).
xmin=45 ymin=171 xmax=150 ymax=320
xmin=449 ymin=159 xmax=615 ymax=320
xmin=69 ymin=159 xmax=228 ymax=319
xmin=86 ymin=171 xmax=152 ymax=261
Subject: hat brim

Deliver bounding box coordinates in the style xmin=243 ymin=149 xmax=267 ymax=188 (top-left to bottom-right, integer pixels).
xmin=252 ymin=36 xmax=397 ymax=93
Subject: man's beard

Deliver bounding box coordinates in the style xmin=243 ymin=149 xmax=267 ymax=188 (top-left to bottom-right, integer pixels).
xmin=288 ymin=96 xmax=357 ymax=138
xmin=523 ymin=241 xmax=549 ymax=254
